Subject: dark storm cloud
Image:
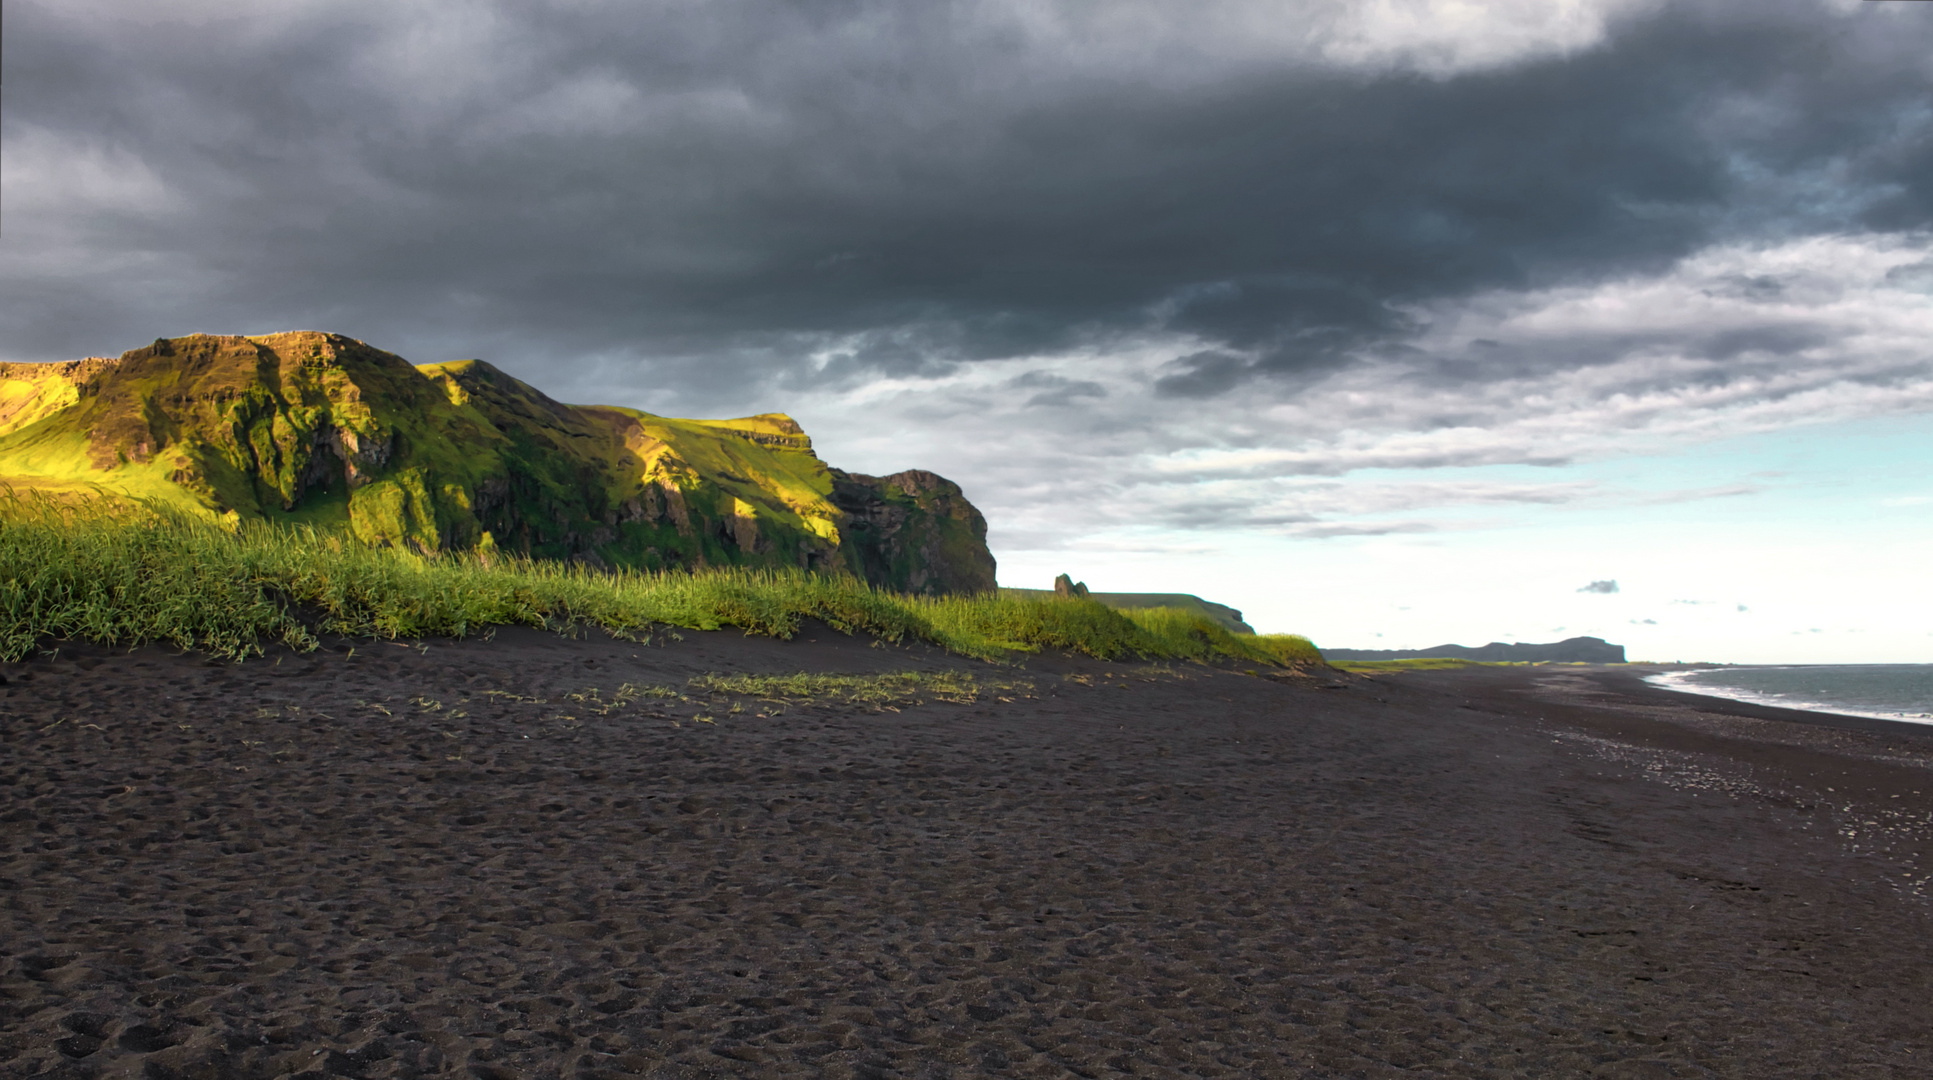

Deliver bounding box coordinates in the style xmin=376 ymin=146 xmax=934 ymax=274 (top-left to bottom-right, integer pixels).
xmin=1154 ymin=351 xmax=1250 ymax=399
xmin=1885 ymin=261 xmax=1933 ymax=291
xmin=2 ymin=0 xmax=1929 ymax=407
xmin=1005 ymin=371 xmax=1108 ymax=409
xmin=1415 ymin=317 xmax=1840 ymax=393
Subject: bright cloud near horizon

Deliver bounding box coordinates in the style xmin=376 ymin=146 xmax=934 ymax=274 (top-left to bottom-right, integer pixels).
xmin=5 ymin=0 xmax=1932 ymax=662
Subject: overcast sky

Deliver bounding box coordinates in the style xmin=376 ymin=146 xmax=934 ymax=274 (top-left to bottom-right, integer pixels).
xmin=6 ymin=0 xmax=1933 ymax=660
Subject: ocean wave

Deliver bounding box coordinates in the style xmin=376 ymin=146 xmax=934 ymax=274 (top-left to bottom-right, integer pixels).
xmin=1645 ymin=667 xmax=1933 ymax=726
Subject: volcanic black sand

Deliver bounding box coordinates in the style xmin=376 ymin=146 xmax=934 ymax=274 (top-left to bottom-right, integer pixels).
xmin=3 ymin=630 xmax=1931 ymax=1079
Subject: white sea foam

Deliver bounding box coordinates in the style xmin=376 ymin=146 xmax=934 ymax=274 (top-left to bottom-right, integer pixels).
xmin=1646 ymin=665 xmax=1933 ymax=726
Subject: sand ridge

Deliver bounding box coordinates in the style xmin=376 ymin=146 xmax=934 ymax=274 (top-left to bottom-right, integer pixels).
xmin=2 ymin=630 xmax=1930 ymax=1078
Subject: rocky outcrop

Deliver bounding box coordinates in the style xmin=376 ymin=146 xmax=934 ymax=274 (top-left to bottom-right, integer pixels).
xmin=826 ymin=469 xmax=997 ymax=596
xmin=0 ymin=332 xmax=998 ymax=595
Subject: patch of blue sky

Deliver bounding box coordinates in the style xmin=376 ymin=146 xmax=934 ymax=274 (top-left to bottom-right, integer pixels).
xmin=1026 ymin=414 xmax=1933 ymax=662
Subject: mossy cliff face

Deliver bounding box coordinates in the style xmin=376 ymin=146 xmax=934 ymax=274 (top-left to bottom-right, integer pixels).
xmin=0 ymin=332 xmax=996 ymax=595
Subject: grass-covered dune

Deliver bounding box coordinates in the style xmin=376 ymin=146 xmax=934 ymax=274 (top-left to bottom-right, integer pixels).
xmin=0 ymin=505 xmax=1322 ymax=669
xmin=1002 ymin=588 xmax=1254 ymax=634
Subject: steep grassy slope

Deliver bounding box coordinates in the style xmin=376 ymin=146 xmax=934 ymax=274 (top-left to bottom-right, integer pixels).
xmin=0 ymin=332 xmax=995 ymax=594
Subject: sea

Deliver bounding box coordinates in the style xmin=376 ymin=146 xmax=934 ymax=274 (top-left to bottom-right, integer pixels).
xmin=1646 ymin=664 xmax=1933 ymax=725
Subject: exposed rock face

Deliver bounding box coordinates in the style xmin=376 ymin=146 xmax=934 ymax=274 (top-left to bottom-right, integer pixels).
xmin=0 ymin=332 xmax=998 ymax=595
xmin=1053 ymin=574 xmax=1090 ymax=598
xmin=826 ymin=469 xmax=997 ymax=596
xmin=1320 ymin=636 xmax=1627 ymax=663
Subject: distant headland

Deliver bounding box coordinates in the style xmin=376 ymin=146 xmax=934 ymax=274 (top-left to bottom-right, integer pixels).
xmin=1321 ymin=636 xmax=1626 ymax=663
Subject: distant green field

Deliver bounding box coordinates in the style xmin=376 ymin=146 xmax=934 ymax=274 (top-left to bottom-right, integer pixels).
xmin=0 ymin=501 xmax=1323 ymax=668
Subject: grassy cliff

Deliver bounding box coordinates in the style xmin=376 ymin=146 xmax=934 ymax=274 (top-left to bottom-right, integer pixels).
xmin=0 ymin=332 xmax=995 ymax=595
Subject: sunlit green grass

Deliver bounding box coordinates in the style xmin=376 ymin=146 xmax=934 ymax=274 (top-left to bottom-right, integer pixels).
xmin=1117 ymin=606 xmax=1321 ymax=667
xmin=0 ymin=499 xmax=1324 ymax=666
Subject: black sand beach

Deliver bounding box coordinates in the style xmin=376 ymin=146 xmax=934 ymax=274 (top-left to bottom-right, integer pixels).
xmin=3 ymin=631 xmax=1930 ymax=1078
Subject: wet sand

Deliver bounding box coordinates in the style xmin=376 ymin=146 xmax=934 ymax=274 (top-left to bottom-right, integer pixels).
xmin=2 ymin=631 xmax=1930 ymax=1079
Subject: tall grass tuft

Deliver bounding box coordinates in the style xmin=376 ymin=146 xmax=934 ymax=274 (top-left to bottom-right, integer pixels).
xmin=0 ymin=500 xmax=300 ymax=661
xmin=0 ymin=498 xmax=1323 ymax=667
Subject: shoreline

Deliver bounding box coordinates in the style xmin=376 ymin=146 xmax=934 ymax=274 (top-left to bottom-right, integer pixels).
xmin=2 ymin=635 xmax=1928 ymax=1077
xmin=1639 ymin=664 xmax=1933 ymax=727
